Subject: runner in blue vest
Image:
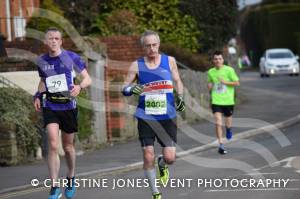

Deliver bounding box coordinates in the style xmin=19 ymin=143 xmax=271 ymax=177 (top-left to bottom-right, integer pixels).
xmin=122 ymin=30 xmax=185 ymax=199
xmin=33 ymin=27 xmax=92 ymax=199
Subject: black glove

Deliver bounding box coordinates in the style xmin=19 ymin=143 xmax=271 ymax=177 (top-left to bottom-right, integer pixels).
xmin=176 ymin=95 xmax=185 ymax=112
xmin=131 ymin=84 xmax=144 ymax=95
xmin=122 ymin=84 xmax=144 ymax=96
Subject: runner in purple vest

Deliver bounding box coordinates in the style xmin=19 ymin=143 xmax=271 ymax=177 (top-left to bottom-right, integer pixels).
xmin=122 ymin=30 xmax=185 ymax=199
xmin=33 ymin=27 xmax=91 ymax=199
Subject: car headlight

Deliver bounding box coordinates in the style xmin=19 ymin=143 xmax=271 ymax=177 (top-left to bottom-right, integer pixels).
xmin=293 ymin=61 xmax=299 ymax=66
xmin=266 ymin=63 xmax=275 ymax=67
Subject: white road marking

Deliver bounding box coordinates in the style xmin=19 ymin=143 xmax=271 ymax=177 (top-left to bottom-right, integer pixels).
xmin=247 ymin=172 xmax=277 ymax=176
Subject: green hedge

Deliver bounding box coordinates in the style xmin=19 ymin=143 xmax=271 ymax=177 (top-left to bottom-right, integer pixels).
xmin=74 ymin=79 xmax=94 ymax=141
xmin=0 ymin=88 xmax=41 ymax=163
xmin=160 ymin=43 xmax=210 ymax=72
xmin=93 ymin=0 xmax=201 ymax=52
xmin=240 ymin=3 xmax=300 ymax=66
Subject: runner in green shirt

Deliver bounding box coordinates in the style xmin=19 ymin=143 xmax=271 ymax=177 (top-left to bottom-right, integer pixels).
xmin=207 ymin=50 xmax=240 ymax=154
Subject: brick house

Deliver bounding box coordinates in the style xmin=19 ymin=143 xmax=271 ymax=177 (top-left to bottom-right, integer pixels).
xmin=0 ymin=0 xmax=40 ymax=41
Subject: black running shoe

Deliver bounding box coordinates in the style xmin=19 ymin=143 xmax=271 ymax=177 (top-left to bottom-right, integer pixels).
xmin=218 ymin=147 xmax=227 ymax=155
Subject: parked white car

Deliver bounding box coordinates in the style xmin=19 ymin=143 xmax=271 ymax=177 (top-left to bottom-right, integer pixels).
xmin=259 ymin=48 xmax=299 ymax=77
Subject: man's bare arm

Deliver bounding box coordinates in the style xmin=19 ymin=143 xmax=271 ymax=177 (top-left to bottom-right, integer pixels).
xmin=122 ymin=61 xmax=143 ymax=96
xmin=169 ymin=56 xmax=185 ymax=111
xmin=37 ymin=78 xmax=46 ymax=92
xmin=169 ymin=57 xmax=184 ymax=95
xmin=123 ymin=61 xmax=138 ymax=87
xmin=71 ymin=69 xmax=92 ymax=97
xmin=33 ymin=78 xmax=46 ymax=112
xmin=207 ymin=83 xmax=213 ymax=92
xmin=79 ymin=69 xmax=92 ymax=89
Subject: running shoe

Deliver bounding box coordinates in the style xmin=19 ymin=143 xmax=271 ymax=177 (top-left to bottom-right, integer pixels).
xmin=64 ymin=177 xmax=76 ymax=199
xmin=48 ymin=187 xmax=62 ymax=199
xmin=226 ymin=128 xmax=233 ymax=140
xmin=157 ymin=156 xmax=169 ymax=185
xmin=152 ymin=192 xmax=162 ymax=199
xmin=218 ymin=147 xmax=228 ymax=155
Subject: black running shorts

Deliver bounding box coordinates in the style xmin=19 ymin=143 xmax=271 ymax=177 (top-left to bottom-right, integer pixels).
xmin=137 ymin=118 xmax=177 ymax=147
xmin=211 ymin=104 xmax=234 ymax=117
xmin=42 ymin=108 xmax=78 ymax=133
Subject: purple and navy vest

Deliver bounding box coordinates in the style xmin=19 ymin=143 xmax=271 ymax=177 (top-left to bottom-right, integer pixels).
xmin=37 ymin=50 xmax=86 ymax=111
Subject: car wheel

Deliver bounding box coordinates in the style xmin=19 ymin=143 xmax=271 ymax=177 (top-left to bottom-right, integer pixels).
xmin=265 ymin=74 xmax=270 ymax=77
xmin=260 ymin=73 xmax=265 ymax=78
xmin=295 ymin=73 xmax=299 ymax=76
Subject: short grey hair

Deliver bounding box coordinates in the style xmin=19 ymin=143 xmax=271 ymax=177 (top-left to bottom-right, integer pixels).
xmin=140 ymin=30 xmax=160 ymax=46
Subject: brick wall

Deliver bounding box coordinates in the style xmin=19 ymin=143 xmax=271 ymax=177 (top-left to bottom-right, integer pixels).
xmin=100 ymin=36 xmax=143 ymax=142
xmin=100 ymin=35 xmax=142 ymax=61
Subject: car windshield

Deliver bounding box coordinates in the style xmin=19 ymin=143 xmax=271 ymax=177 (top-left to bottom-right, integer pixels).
xmin=268 ymin=52 xmax=293 ymax=59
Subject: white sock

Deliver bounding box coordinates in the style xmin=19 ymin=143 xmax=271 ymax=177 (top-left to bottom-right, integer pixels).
xmin=144 ymin=168 xmax=159 ymax=194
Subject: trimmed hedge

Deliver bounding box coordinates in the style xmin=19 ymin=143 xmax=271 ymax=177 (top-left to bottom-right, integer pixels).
xmin=240 ymin=3 xmax=300 ymax=66
xmin=72 ymin=76 xmax=94 ymax=141
xmin=160 ymin=43 xmax=210 ymax=72
xmin=77 ymin=89 xmax=94 ymax=141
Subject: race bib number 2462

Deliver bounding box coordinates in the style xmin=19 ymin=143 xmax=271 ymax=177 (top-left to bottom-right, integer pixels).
xmin=145 ymin=94 xmax=167 ymax=115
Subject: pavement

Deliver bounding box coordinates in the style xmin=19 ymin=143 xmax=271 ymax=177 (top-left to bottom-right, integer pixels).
xmin=0 ymin=71 xmax=299 ymax=198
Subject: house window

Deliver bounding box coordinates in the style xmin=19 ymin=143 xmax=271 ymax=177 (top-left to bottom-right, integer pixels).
xmin=13 ymin=16 xmax=26 ymax=38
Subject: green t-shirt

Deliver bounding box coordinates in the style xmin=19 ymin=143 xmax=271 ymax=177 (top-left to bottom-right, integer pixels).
xmin=207 ymin=65 xmax=239 ymax=105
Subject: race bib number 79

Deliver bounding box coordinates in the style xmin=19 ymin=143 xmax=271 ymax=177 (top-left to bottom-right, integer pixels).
xmin=145 ymin=94 xmax=167 ymax=115
xmin=46 ymin=74 xmax=68 ymax=93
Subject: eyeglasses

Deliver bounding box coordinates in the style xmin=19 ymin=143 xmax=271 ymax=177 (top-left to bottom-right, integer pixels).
xmin=144 ymin=43 xmax=159 ymax=49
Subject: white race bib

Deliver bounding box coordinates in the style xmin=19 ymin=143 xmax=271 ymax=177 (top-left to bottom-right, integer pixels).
xmin=214 ymin=83 xmax=227 ymax=94
xmin=46 ymin=74 xmax=68 ymax=93
xmin=145 ymin=94 xmax=167 ymax=115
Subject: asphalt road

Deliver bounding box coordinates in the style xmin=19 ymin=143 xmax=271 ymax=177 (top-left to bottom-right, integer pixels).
xmin=236 ymin=72 xmax=300 ymax=123
xmin=12 ymin=123 xmax=300 ymax=199
xmin=1 ymin=71 xmax=300 ymax=199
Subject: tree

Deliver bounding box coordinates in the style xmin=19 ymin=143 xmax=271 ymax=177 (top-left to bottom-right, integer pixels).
xmin=26 ymin=0 xmax=64 ymax=34
xmin=54 ymin=0 xmax=101 ymax=35
xmin=92 ymin=9 xmax=138 ymax=35
xmin=180 ymin=0 xmax=238 ymax=52
xmin=107 ymin=10 xmax=138 ymax=35
xmin=240 ymin=2 xmax=300 ymax=66
xmin=92 ymin=0 xmax=202 ymax=51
